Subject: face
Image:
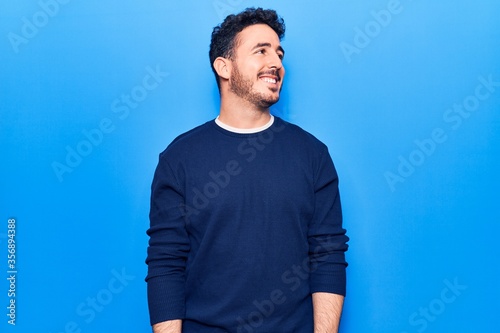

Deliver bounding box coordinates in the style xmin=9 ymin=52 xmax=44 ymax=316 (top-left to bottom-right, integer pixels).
xmin=228 ymin=24 xmax=285 ymax=109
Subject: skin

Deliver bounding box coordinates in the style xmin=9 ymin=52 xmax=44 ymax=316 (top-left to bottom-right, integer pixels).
xmin=312 ymin=292 xmax=345 ymax=333
xmin=153 ymin=23 xmax=344 ymax=333
xmin=153 ymin=319 xmax=181 ymax=333
xmin=213 ymin=23 xmax=285 ymax=129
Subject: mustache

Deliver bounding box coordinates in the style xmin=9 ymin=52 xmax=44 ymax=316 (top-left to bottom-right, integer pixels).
xmin=258 ymin=69 xmax=281 ymax=81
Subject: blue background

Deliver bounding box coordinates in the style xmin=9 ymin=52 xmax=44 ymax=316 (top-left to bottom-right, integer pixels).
xmin=1 ymin=0 xmax=499 ymax=332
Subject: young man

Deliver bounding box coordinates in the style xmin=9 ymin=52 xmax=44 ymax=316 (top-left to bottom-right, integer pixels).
xmin=146 ymin=8 xmax=349 ymax=333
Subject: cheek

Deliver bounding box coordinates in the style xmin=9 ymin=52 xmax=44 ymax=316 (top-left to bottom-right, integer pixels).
xmin=247 ymin=58 xmax=267 ymax=73
xmin=240 ymin=64 xmax=260 ymax=80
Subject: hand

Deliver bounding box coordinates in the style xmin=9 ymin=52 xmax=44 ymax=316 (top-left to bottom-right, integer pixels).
xmin=152 ymin=319 xmax=182 ymax=333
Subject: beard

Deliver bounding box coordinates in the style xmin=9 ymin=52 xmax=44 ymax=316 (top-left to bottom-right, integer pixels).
xmin=229 ymin=63 xmax=281 ymax=109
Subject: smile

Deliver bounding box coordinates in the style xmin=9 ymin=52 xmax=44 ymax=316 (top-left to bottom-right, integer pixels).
xmin=260 ymin=76 xmax=278 ymax=84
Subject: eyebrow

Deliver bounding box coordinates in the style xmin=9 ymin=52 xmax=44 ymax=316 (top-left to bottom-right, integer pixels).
xmin=252 ymin=42 xmax=285 ymax=56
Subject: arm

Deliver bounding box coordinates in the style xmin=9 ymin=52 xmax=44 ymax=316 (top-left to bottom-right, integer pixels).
xmin=312 ymin=292 xmax=344 ymax=333
xmin=308 ymin=146 xmax=348 ymax=330
xmin=153 ymin=319 xmax=182 ymax=333
xmin=146 ymin=154 xmax=189 ymax=327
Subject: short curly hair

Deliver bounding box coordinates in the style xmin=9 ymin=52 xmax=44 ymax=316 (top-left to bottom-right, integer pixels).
xmin=209 ymin=7 xmax=286 ymax=91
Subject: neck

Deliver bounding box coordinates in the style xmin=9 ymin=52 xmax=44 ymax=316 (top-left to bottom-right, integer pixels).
xmin=218 ymin=92 xmax=271 ymax=129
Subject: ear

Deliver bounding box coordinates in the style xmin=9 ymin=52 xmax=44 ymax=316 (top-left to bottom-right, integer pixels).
xmin=213 ymin=57 xmax=231 ymax=81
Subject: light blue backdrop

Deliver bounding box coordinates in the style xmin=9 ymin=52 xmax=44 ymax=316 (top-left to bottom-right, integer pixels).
xmin=1 ymin=0 xmax=499 ymax=332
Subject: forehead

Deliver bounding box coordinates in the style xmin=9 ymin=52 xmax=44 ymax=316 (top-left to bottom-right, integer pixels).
xmin=234 ymin=24 xmax=281 ymax=50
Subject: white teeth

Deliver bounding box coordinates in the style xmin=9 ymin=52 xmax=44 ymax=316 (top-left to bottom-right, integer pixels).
xmin=262 ymin=77 xmax=277 ymax=84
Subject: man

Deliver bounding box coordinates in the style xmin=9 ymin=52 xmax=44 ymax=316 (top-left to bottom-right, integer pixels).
xmin=146 ymin=7 xmax=348 ymax=333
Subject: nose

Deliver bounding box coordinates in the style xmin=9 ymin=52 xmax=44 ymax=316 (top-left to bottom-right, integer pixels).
xmin=267 ymin=54 xmax=285 ymax=79
xmin=268 ymin=52 xmax=284 ymax=72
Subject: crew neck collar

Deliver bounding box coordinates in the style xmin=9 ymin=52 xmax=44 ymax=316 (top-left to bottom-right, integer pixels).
xmin=215 ymin=115 xmax=275 ymax=134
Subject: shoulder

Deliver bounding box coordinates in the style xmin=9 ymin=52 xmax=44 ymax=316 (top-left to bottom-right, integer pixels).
xmin=159 ymin=120 xmax=214 ymax=158
xmin=276 ymin=117 xmax=328 ymax=152
xmin=274 ymin=117 xmax=337 ymax=178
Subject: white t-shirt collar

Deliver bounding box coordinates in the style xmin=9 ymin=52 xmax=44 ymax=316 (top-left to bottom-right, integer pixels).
xmin=215 ymin=115 xmax=275 ymax=134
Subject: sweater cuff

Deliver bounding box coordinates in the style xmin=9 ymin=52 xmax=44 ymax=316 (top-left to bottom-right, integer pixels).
xmin=147 ymin=276 xmax=185 ymax=325
xmin=310 ymin=266 xmax=347 ymax=296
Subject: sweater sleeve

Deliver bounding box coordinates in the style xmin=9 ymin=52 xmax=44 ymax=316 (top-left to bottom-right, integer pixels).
xmin=308 ymin=146 xmax=349 ymax=296
xmin=145 ymin=153 xmax=190 ymax=325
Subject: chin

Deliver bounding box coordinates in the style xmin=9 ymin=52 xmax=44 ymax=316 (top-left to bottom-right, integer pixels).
xmin=258 ymin=97 xmax=280 ymax=109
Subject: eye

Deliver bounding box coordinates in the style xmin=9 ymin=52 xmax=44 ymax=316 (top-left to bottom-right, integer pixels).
xmin=256 ymin=48 xmax=266 ymax=55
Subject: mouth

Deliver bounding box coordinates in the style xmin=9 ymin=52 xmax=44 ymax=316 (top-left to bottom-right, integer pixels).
xmin=258 ymin=69 xmax=281 ymax=85
xmin=258 ymin=75 xmax=280 ymax=85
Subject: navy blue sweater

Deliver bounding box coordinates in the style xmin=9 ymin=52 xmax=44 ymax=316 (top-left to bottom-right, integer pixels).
xmin=146 ymin=117 xmax=348 ymax=332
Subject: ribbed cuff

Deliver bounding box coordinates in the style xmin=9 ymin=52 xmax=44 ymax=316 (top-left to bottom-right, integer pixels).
xmin=310 ymin=266 xmax=347 ymax=296
xmin=147 ymin=276 xmax=186 ymax=325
